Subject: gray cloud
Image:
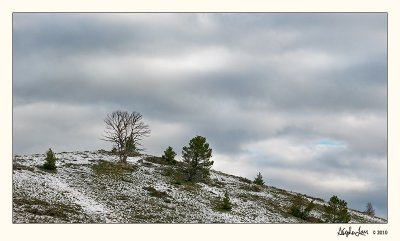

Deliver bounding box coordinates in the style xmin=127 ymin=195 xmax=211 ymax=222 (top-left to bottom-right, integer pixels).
xmin=13 ymin=13 xmax=387 ymax=218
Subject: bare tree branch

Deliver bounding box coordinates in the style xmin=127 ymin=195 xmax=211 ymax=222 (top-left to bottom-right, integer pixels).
xmin=102 ymin=110 xmax=151 ymax=162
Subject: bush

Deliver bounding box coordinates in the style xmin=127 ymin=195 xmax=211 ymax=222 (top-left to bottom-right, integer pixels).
xmin=92 ymin=160 xmax=136 ymax=176
xmin=143 ymin=186 xmax=170 ymax=198
xmin=43 ymin=148 xmax=57 ymax=170
xmin=162 ymin=146 xmax=177 ymax=165
xmin=238 ymin=176 xmax=252 ymax=184
xmin=324 ymin=195 xmax=351 ymax=223
xmin=216 ymin=190 xmax=233 ymax=211
xmin=253 ymin=172 xmax=265 ymax=186
xmin=289 ymin=194 xmax=315 ymax=220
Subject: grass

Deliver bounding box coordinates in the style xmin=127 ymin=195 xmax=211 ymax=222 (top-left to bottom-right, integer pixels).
xmin=92 ymin=160 xmax=137 ymax=176
xmin=237 ymin=176 xmax=252 ymax=184
xmin=13 ymin=196 xmax=83 ymax=222
xmin=143 ymin=186 xmax=170 ymax=198
xmin=13 ymin=163 xmax=35 ymax=172
xmin=206 ymin=178 xmax=226 ymax=188
xmin=37 ymin=165 xmax=57 ymax=174
xmin=239 ymin=183 xmax=263 ymax=192
xmin=13 ymin=196 xmax=50 ymax=207
xmin=144 ymin=156 xmax=167 ymax=165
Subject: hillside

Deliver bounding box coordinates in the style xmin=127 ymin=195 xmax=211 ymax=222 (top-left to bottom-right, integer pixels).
xmin=12 ymin=150 xmax=386 ymax=223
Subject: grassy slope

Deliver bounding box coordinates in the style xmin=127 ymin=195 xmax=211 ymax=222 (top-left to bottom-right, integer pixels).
xmin=12 ymin=151 xmax=386 ymax=224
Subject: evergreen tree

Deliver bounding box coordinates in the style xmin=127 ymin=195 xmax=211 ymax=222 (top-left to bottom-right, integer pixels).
xmin=162 ymin=146 xmax=177 ymax=164
xmin=324 ymin=195 xmax=351 ymax=223
xmin=182 ymin=135 xmax=213 ymax=182
xmin=253 ymin=172 xmax=265 ymax=186
xmin=219 ymin=190 xmax=233 ymax=211
xmin=364 ymin=202 xmax=375 ymax=217
xmin=289 ymin=194 xmax=315 ymax=220
xmin=43 ymin=148 xmax=57 ymax=170
xmin=125 ymin=134 xmax=139 ymax=157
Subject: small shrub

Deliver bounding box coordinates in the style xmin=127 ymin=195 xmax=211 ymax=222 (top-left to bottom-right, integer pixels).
xmin=143 ymin=186 xmax=169 ymax=198
xmin=43 ymin=148 xmax=57 ymax=170
xmin=239 ymin=183 xmax=262 ymax=192
xmin=216 ymin=190 xmax=233 ymax=211
xmin=250 ymin=184 xmax=262 ymax=192
xmin=208 ymin=178 xmax=225 ymax=188
xmin=289 ymin=194 xmax=315 ymax=220
xmin=253 ymin=172 xmax=265 ymax=186
xmin=92 ymin=160 xmax=136 ymax=176
xmin=13 ymin=162 xmax=35 ymax=172
xmin=144 ymin=156 xmax=165 ymax=165
xmin=238 ymin=176 xmax=252 ymax=184
xmin=162 ymin=166 xmax=188 ymax=186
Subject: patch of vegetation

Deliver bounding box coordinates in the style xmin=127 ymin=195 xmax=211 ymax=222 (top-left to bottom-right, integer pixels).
xmin=116 ymin=194 xmax=130 ymax=201
xmin=92 ymin=160 xmax=137 ymax=176
xmin=238 ymin=176 xmax=252 ymax=184
xmin=207 ymin=178 xmax=226 ymax=188
xmin=13 ymin=197 xmax=50 ymax=207
xmin=162 ymin=166 xmax=186 ymax=185
xmin=288 ymin=194 xmax=315 ymax=220
xmin=13 ymin=162 xmax=35 ymax=172
xmin=240 ymin=183 xmax=263 ymax=192
xmin=25 ymin=203 xmax=82 ymax=220
xmin=301 ymin=193 xmax=324 ymax=202
xmin=13 ymin=196 xmax=83 ymax=221
xmin=143 ymin=186 xmax=170 ymax=198
xmin=97 ymin=149 xmax=112 ymax=155
xmin=305 ymin=216 xmax=324 ymax=223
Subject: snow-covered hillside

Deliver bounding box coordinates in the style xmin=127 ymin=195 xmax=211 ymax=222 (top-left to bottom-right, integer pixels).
xmin=12 ymin=151 xmax=386 ymax=223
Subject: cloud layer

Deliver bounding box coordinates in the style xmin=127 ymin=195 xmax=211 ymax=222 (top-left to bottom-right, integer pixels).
xmin=13 ymin=13 xmax=387 ymax=218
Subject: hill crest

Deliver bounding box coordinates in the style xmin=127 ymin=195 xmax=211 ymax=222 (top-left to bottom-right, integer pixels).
xmin=12 ymin=150 xmax=386 ymax=223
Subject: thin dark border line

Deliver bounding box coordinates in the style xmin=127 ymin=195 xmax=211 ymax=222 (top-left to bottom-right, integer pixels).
xmin=12 ymin=12 xmax=389 ymax=14
xmin=11 ymin=12 xmax=389 ymax=224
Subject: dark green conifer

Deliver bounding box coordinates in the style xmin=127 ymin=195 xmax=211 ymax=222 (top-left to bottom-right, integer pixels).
xmin=43 ymin=148 xmax=57 ymax=170
xmin=182 ymin=136 xmax=213 ymax=182
xmin=324 ymin=195 xmax=351 ymax=223
xmin=162 ymin=146 xmax=177 ymax=164
xmin=253 ymin=172 xmax=265 ymax=186
xmin=220 ymin=190 xmax=233 ymax=211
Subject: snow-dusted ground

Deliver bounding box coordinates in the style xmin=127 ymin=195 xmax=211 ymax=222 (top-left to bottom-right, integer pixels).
xmin=12 ymin=151 xmax=387 ymax=224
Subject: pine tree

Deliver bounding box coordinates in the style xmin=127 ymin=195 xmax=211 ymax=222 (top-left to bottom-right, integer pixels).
xmin=162 ymin=146 xmax=177 ymax=164
xmin=364 ymin=202 xmax=375 ymax=217
xmin=43 ymin=148 xmax=57 ymax=170
xmin=324 ymin=195 xmax=351 ymax=223
xmin=125 ymin=134 xmax=139 ymax=157
xmin=182 ymin=136 xmax=213 ymax=182
xmin=289 ymin=194 xmax=315 ymax=220
xmin=253 ymin=172 xmax=265 ymax=186
xmin=220 ymin=190 xmax=233 ymax=211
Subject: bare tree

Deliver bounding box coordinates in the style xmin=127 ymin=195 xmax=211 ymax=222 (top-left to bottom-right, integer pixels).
xmin=103 ymin=110 xmax=150 ymax=163
xmin=364 ymin=202 xmax=375 ymax=217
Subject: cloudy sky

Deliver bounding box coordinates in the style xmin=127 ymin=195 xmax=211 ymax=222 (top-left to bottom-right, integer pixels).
xmin=13 ymin=13 xmax=387 ymax=218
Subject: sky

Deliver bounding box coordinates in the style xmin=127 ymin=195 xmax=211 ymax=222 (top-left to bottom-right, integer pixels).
xmin=13 ymin=13 xmax=387 ymax=219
